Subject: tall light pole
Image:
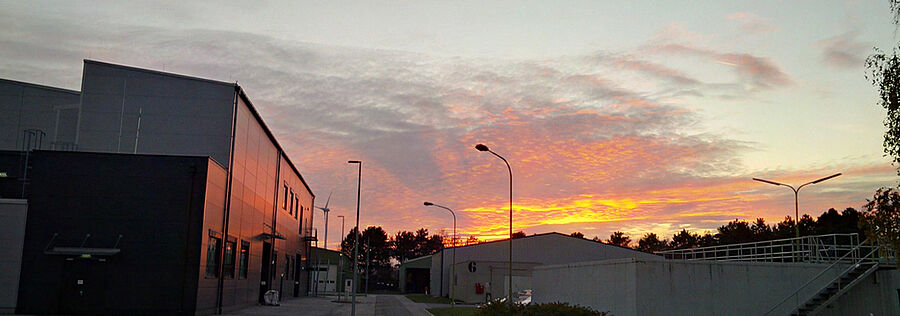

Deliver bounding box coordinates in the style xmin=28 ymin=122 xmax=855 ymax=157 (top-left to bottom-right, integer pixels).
xmin=424 ymin=202 xmax=457 ymax=307
xmin=348 ymin=160 xmax=362 ymax=316
xmin=753 ymin=173 xmax=841 ymax=238
xmin=365 ymin=237 xmax=370 ymax=296
xmin=337 ymin=215 xmax=345 ymax=301
xmin=475 ymin=143 xmax=513 ymax=307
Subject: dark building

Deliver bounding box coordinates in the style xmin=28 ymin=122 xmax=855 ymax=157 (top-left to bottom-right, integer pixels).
xmin=1 ymin=60 xmax=316 ymax=315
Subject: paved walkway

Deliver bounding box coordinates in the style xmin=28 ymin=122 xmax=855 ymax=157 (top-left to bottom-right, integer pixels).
xmin=224 ymin=294 xmax=435 ymax=316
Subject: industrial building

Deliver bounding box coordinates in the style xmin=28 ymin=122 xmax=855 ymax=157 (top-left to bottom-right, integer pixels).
xmin=399 ymin=255 xmax=432 ymax=294
xmin=424 ymin=232 xmax=660 ymax=303
xmin=309 ymin=247 xmax=351 ymax=294
xmin=0 ymin=60 xmax=316 ymax=315
xmin=419 ymin=232 xmax=898 ymax=315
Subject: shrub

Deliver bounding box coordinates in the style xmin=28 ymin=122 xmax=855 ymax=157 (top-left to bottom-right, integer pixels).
xmin=474 ymin=300 xmax=608 ymax=316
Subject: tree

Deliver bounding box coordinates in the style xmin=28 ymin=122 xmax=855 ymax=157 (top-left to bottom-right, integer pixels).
xmin=669 ymin=229 xmax=699 ymax=249
xmin=606 ymin=231 xmax=631 ymax=248
xmin=570 ymin=232 xmax=585 ymax=239
xmin=393 ymin=230 xmax=417 ymax=263
xmin=511 ymin=231 xmax=527 ymax=239
xmin=637 ymin=233 xmax=668 ymax=252
xmin=698 ymin=233 xmax=717 ymax=247
xmin=868 ymin=1 xmax=900 ymax=175
xmin=359 ymin=226 xmax=391 ymax=290
xmin=773 ymin=216 xmax=796 ymax=239
xmin=716 ymin=219 xmax=754 ymax=245
xmin=861 ymin=188 xmax=900 ymax=265
xmin=464 ymin=235 xmax=481 ymax=245
xmin=750 ymin=218 xmax=772 ymax=241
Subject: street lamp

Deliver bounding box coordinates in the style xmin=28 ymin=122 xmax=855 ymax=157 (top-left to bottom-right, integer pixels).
xmin=348 ymin=160 xmax=362 ymax=316
xmin=337 ymin=214 xmax=345 ymax=301
xmin=753 ymin=173 xmax=841 ymax=238
xmin=424 ymin=202 xmax=457 ymax=306
xmin=474 ymin=143 xmax=514 ymax=306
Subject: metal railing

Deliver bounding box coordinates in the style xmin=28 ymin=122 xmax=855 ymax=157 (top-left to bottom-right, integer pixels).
xmin=658 ymin=233 xmax=862 ymax=263
xmin=763 ymin=240 xmax=880 ymax=315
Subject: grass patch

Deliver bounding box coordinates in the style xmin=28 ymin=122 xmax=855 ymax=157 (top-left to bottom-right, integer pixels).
xmin=405 ymin=294 xmax=462 ymax=304
xmin=427 ymin=307 xmax=477 ymax=316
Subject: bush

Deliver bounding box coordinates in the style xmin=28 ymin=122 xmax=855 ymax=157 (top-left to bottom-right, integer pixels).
xmin=474 ymin=300 xmax=608 ymax=316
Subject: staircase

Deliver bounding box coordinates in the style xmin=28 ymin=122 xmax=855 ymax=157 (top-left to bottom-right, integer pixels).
xmin=764 ymin=240 xmax=882 ymax=316
xmin=791 ymin=261 xmax=879 ymax=316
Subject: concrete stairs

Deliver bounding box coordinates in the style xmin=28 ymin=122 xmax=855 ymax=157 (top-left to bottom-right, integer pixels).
xmin=790 ymin=262 xmax=879 ymax=316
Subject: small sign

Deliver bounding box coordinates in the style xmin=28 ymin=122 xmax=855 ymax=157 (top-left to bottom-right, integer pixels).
xmin=77 ymin=280 xmax=84 ymax=285
xmin=0 ymin=172 xmax=7 ymax=177
xmin=468 ymin=262 xmax=477 ymax=273
xmin=80 ymin=254 xmax=92 ymax=259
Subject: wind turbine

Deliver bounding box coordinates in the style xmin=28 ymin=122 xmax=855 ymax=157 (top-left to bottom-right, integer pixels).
xmin=313 ymin=191 xmax=332 ymax=294
xmin=316 ymin=191 xmax=333 ymax=250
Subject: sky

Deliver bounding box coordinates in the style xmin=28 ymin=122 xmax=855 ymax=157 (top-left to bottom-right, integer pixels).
xmin=1 ymin=1 xmax=898 ymax=249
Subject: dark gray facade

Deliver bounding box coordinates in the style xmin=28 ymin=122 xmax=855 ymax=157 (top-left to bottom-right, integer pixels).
xmin=17 ymin=151 xmax=211 ymax=315
xmin=3 ymin=60 xmax=317 ymax=315
xmin=0 ymin=79 xmax=80 ymax=151
xmin=0 ymin=198 xmax=26 ymax=314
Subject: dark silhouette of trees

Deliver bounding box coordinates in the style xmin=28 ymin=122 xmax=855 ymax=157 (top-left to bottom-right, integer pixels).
xmin=637 ymin=233 xmax=668 ymax=252
xmin=861 ymin=188 xmax=900 ymax=265
xmin=606 ymin=231 xmax=631 ymax=248
xmin=464 ymin=235 xmax=481 ymax=245
xmin=716 ymin=220 xmax=754 ymax=245
xmin=570 ymin=232 xmax=585 ymax=239
xmin=750 ymin=218 xmax=773 ymax=241
xmin=392 ymin=230 xmax=417 ymax=263
xmin=511 ymin=231 xmax=527 ymax=239
xmin=669 ymin=229 xmax=700 ymax=249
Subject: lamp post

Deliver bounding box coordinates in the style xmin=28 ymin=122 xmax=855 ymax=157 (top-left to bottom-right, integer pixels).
xmin=424 ymin=201 xmax=457 ymax=307
xmin=475 ymin=143 xmax=513 ymax=306
xmin=337 ymin=214 xmax=345 ymax=301
xmin=753 ymin=173 xmax=841 ymax=238
xmin=348 ymin=160 xmax=362 ymax=316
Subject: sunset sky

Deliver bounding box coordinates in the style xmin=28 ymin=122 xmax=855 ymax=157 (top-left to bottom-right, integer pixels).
xmin=2 ymin=1 xmax=898 ymax=249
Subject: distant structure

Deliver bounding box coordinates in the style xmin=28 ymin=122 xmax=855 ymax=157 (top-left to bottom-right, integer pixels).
xmin=421 ymin=232 xmax=659 ymax=303
xmin=412 ymin=231 xmax=898 ymax=315
xmin=0 ymin=60 xmax=316 ymax=315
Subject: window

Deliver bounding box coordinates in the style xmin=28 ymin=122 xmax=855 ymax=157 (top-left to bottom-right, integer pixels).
xmin=239 ymin=241 xmax=249 ymax=279
xmin=282 ymin=184 xmax=288 ymax=209
xmin=205 ymin=231 xmax=222 ymax=278
xmin=299 ymin=206 xmax=304 ymax=231
xmin=289 ymin=190 xmax=294 ymax=215
xmin=294 ymin=196 xmax=299 ymax=219
xmin=224 ymin=237 xmax=236 ymax=279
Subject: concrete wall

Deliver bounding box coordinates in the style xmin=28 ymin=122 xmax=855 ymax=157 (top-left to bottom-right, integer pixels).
xmin=0 ymin=199 xmax=26 ymax=314
xmin=430 ymin=233 xmax=659 ymax=298
xmin=0 ymin=79 xmax=80 ymax=151
xmin=533 ymin=258 xmax=899 ymax=316
xmin=451 ymin=261 xmax=540 ymax=304
xmin=817 ymin=269 xmax=900 ymax=316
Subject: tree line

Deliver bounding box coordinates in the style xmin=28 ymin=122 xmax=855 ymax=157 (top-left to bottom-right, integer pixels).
xmin=570 ymin=207 xmax=866 ymax=253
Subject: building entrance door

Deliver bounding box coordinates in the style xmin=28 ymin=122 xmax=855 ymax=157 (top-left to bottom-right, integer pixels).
xmin=259 ymin=242 xmax=272 ymax=304
xmin=58 ymin=259 xmax=107 ymax=314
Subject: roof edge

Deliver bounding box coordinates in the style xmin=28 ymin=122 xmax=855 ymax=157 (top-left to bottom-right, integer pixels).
xmin=0 ymin=78 xmax=80 ymax=95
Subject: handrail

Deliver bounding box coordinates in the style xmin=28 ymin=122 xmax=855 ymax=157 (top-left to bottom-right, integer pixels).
xmin=763 ymin=239 xmax=878 ymax=315
xmin=659 ymin=233 xmax=859 ymax=255
xmin=660 ymin=233 xmax=861 ymax=263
